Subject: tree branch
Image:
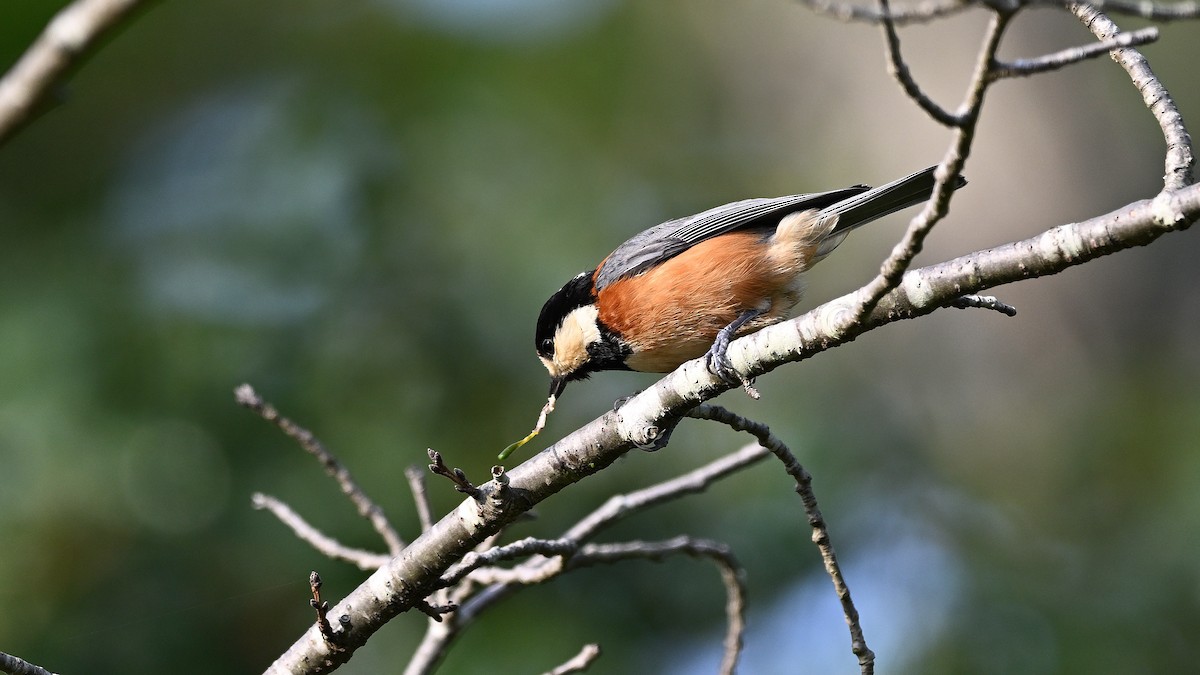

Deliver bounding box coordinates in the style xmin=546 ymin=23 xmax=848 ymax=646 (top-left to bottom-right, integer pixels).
xmin=405 ymin=465 xmax=435 ymax=533
xmin=562 ymin=443 xmax=770 ymax=543
xmin=236 ymin=384 xmax=405 ymax=555
xmin=251 ymin=493 xmax=390 ymax=571
xmin=1071 ymin=5 xmax=1195 ymax=190
xmin=799 ymin=0 xmax=970 ymax=23
xmin=802 ymin=0 xmax=1200 ymax=23
xmin=987 ymin=26 xmax=1159 ymax=81
xmin=0 ymin=652 xmax=57 ymax=675
xmin=541 ymin=644 xmax=601 ymax=675
xmin=569 ymin=537 xmax=746 ymax=675
xmin=874 ymin=0 xmax=963 ymax=126
xmin=851 ymin=9 xmax=1006 ymax=326
xmin=949 ymin=294 xmax=1017 ymax=316
xmin=1048 ymin=0 xmax=1200 ymax=20
xmin=687 ymin=405 xmax=872 ymax=673
xmin=0 ymin=0 xmax=147 ymax=148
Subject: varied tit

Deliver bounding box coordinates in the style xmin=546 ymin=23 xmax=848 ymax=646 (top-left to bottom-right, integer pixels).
xmin=501 ymin=166 xmax=964 ymax=459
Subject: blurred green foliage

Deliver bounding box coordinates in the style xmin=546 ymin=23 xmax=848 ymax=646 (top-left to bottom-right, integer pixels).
xmin=1 ymin=1 xmax=1199 ymax=673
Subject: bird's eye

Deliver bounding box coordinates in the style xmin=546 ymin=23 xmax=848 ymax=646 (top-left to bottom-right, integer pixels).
xmin=539 ymin=338 xmax=554 ymax=354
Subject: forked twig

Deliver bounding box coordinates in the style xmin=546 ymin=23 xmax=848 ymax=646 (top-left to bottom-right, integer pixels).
xmin=403 ymin=445 xmax=776 ymax=675
xmin=988 ymin=27 xmax=1159 ymax=81
xmin=875 ymin=0 xmax=962 ymax=126
xmin=687 ymin=405 xmax=873 ymax=674
xmin=800 ymin=0 xmax=969 ymax=23
xmin=236 ymin=384 xmax=404 ymax=555
xmin=252 ymin=493 xmax=389 ymax=570
xmin=1071 ymin=4 xmax=1194 ymax=190
xmin=572 ymin=537 xmax=746 ymax=675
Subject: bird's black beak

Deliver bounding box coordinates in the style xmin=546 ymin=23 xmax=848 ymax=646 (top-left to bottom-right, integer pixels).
xmin=548 ymin=376 xmax=567 ymax=400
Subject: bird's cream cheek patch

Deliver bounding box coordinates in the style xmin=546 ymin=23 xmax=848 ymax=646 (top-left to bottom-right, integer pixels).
xmin=552 ymin=304 xmax=600 ymax=374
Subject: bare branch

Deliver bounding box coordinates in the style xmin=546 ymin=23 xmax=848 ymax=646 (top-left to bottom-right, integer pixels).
xmin=688 ymin=405 xmax=873 ymax=674
xmin=252 ymin=493 xmax=390 ymax=570
xmin=988 ymin=26 xmax=1159 ymax=81
xmin=563 ymin=443 xmax=770 ymax=543
xmin=875 ymin=0 xmax=963 ymax=126
xmin=236 ymin=384 xmax=405 ymax=555
xmin=570 ymin=538 xmax=746 ymax=675
xmin=404 ymin=623 xmax=453 ymax=675
xmin=1041 ymin=0 xmax=1200 ymax=20
xmin=0 ymin=652 xmax=58 ymax=675
xmin=0 ymin=0 xmax=148 ymax=148
xmin=542 ymin=644 xmax=601 ymax=675
xmin=441 ymin=537 xmax=578 ymax=587
xmin=309 ymin=571 xmax=347 ymax=651
xmin=414 ymin=600 xmax=457 ymax=622
xmin=426 ymin=448 xmax=481 ymax=498
xmin=851 ymin=11 xmax=1007 ymax=327
xmin=949 ymin=294 xmax=1017 ymax=316
xmin=729 ymin=185 xmax=1198 ymax=388
xmin=807 ymin=0 xmax=1200 ymax=22
xmin=405 ymin=466 xmax=435 ymax=533
xmin=1071 ymin=5 xmax=1194 ymax=190
xmin=799 ymin=0 xmax=970 ymax=23
xmin=402 ymin=443 xmax=771 ymax=675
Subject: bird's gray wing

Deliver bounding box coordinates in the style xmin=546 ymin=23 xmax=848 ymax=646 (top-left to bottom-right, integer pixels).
xmin=594 ymin=187 xmax=867 ymax=290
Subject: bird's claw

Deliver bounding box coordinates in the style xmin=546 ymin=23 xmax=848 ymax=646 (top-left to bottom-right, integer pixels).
xmin=704 ymin=346 xmax=760 ymax=400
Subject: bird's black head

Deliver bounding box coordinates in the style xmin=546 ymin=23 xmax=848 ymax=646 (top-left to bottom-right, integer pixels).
xmin=534 ymin=269 xmax=630 ymax=398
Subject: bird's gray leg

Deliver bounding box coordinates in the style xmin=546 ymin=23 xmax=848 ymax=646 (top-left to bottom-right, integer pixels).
xmin=704 ymin=308 xmax=762 ymax=393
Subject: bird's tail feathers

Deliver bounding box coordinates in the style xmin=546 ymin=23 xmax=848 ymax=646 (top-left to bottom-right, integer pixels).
xmin=824 ymin=165 xmax=965 ymax=236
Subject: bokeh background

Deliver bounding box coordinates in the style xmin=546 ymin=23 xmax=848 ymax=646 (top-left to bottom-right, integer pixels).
xmin=2 ymin=2 xmax=1199 ymax=673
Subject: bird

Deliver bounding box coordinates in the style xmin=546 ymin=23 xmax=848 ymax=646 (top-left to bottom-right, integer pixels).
xmin=502 ymin=166 xmax=964 ymax=459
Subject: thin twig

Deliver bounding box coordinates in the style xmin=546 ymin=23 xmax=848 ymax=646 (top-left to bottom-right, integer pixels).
xmin=426 ymin=448 xmax=480 ymax=498
xmin=236 ymin=384 xmax=405 ymax=555
xmin=414 ymin=600 xmax=457 ymax=622
xmin=570 ymin=538 xmax=745 ymax=675
xmin=803 ymin=0 xmax=1200 ymax=23
xmin=0 ymin=651 xmax=58 ymax=675
xmin=563 ymin=442 xmax=770 ymax=543
xmin=417 ymin=449 xmax=772 ymax=675
xmin=799 ymin=0 xmax=970 ymax=23
xmin=541 ymin=644 xmax=601 ymax=675
xmin=876 ymin=0 xmax=962 ymax=126
xmin=405 ymin=465 xmax=435 ymax=533
xmin=451 ymin=443 xmax=770 ymax=627
xmin=441 ymin=537 xmax=579 ymax=587
xmin=0 ymin=0 xmax=148 ymax=147
xmin=1039 ymin=0 xmax=1200 ymax=20
xmin=851 ymin=11 xmax=1009 ymax=326
xmin=444 ymin=535 xmax=747 ymax=675
xmin=252 ymin=493 xmax=390 ymax=570
xmin=403 ymin=622 xmax=453 ymax=675
xmin=988 ymin=26 xmax=1159 ymax=81
xmin=949 ymin=294 xmax=1017 ymax=316
xmin=309 ymin=571 xmax=345 ymax=650
xmin=688 ymin=405 xmax=872 ymax=675
xmin=1071 ymin=5 xmax=1195 ymax=190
